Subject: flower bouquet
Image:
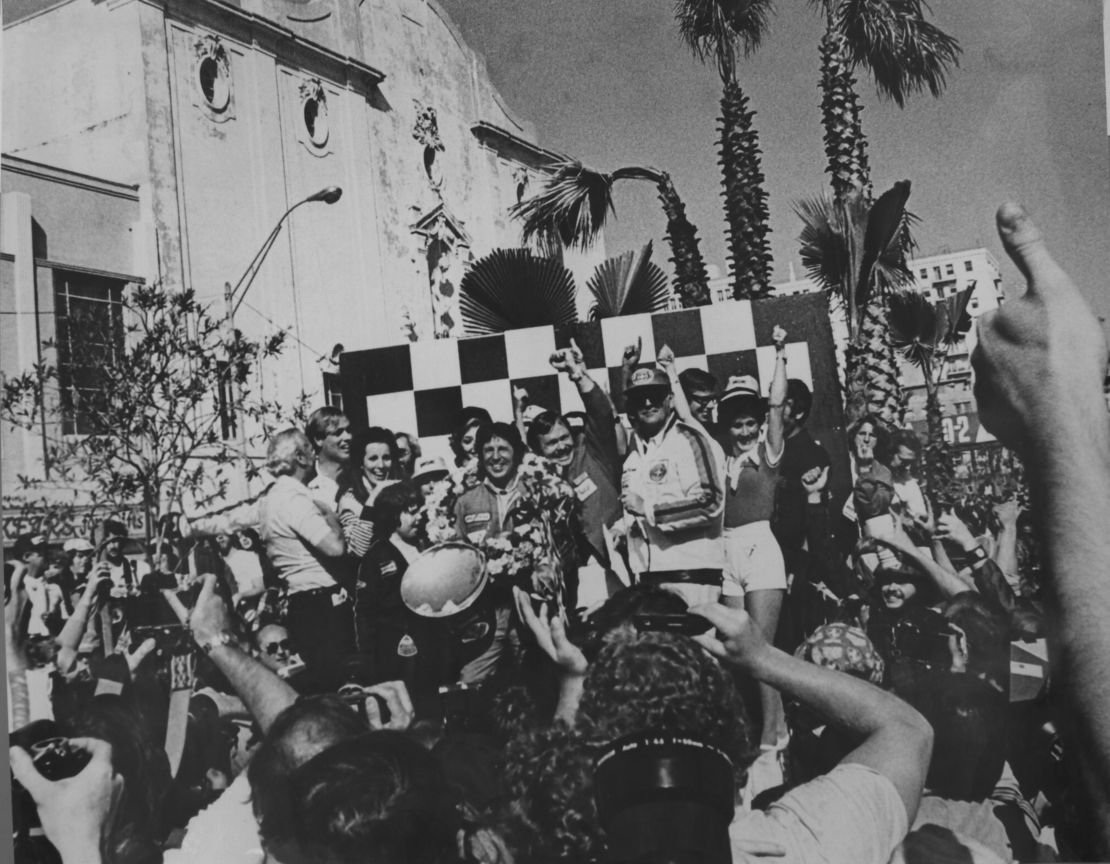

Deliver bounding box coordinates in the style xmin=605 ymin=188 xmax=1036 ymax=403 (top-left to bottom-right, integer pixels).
xmin=479 ymin=519 xmax=563 ymax=604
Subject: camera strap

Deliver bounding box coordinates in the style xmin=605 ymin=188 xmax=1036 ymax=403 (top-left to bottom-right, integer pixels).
xmin=164 ymin=650 xmax=196 ymax=778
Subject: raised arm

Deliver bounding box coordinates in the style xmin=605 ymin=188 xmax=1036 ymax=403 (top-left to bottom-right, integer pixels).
xmin=54 ymin=574 xmax=109 ymax=676
xmin=972 ymin=203 xmax=1110 ymax=850
xmin=551 ymin=341 xmax=621 ymax=464
xmin=991 ymin=499 xmax=1021 ymax=580
xmin=693 ymin=604 xmax=932 ymax=823
xmin=187 ymin=573 xmax=296 ymax=734
xmin=765 ymin=325 xmax=789 ymax=462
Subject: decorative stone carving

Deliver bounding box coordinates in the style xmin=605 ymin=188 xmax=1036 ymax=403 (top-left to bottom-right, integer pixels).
xmin=192 ymin=34 xmax=233 ymax=121
xmin=413 ymin=100 xmax=445 ymax=193
xmin=412 ymin=100 xmax=444 ymax=152
xmin=411 ymin=204 xmax=471 ymax=339
xmin=511 ymin=165 xmax=530 ymax=203
xmin=298 ymin=78 xmax=330 ymax=150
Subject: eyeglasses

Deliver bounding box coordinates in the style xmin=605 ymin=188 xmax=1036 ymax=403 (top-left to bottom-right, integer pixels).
xmin=628 ymin=391 xmax=668 ymax=409
xmin=263 ymin=639 xmax=292 ymax=655
xmin=689 ymin=393 xmax=717 ymax=406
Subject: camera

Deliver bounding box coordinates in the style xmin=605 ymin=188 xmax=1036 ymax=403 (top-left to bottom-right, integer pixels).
xmin=890 ymin=617 xmax=957 ymax=669
xmin=130 ymin=624 xmax=194 ymax=661
xmin=338 ymin=684 xmax=392 ymax=727
xmin=594 ymin=733 xmax=735 ymax=864
xmin=632 ymin=613 xmax=711 ymax=637
xmin=29 ymin=737 xmax=93 ymax=781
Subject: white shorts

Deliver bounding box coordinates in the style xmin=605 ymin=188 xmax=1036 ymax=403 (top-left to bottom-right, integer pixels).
xmin=722 ymin=520 xmax=787 ymax=598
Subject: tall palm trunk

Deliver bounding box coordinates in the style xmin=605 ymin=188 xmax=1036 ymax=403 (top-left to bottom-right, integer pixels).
xmin=922 ymin=376 xmax=950 ymax=507
xmin=844 ymin=300 xmax=904 ymax=426
xmin=652 ymin=171 xmax=711 ymax=307
xmin=822 ymin=22 xmax=903 ymax=426
xmin=820 ymin=25 xmax=872 ymax=205
xmin=719 ymin=78 xmax=772 ymax=299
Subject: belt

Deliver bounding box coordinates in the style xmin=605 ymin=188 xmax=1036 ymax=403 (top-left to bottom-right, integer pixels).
xmin=288 ymin=585 xmax=348 ymax=603
xmin=640 ymin=569 xmax=723 ymax=587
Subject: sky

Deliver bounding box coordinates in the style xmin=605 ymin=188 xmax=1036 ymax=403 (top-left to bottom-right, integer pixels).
xmin=438 ymin=0 xmax=1110 ymax=321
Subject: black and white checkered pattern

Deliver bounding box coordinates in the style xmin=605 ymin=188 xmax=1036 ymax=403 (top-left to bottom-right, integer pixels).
xmin=339 ymin=293 xmax=848 ymax=476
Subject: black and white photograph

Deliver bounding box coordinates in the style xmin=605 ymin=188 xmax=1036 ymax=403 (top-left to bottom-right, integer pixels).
xmin=1 ymin=0 xmax=1109 ymax=861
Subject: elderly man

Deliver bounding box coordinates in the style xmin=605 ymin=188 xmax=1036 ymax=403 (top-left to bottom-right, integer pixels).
xmin=258 ymin=428 xmax=352 ymax=689
xmin=620 ymin=355 xmax=725 ymax=608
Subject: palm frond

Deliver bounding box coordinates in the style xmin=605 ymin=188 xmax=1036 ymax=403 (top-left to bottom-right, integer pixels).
xmin=675 ymin=0 xmax=774 ymax=78
xmin=938 ymin=282 xmax=975 ymax=346
xmin=587 ymin=242 xmax=670 ymax=320
xmin=509 ymin=161 xmax=616 ymax=254
xmin=887 ymin=288 xmax=939 ymax=371
xmin=839 ymin=0 xmax=961 ymax=107
xmin=857 ymin=179 xmax=914 ymax=311
xmin=795 ymin=189 xmax=866 ymax=295
xmin=459 ymin=248 xmax=579 ymax=336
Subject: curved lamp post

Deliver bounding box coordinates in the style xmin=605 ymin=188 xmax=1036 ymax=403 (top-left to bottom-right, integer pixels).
xmin=226 ymin=185 xmax=343 ymax=317
xmin=223 ymin=185 xmax=342 ymax=443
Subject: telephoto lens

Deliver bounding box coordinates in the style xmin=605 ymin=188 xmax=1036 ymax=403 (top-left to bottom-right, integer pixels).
xmin=594 ymin=733 xmax=735 ymax=864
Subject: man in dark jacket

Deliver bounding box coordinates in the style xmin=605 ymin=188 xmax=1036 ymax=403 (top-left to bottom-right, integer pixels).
xmin=522 ymin=341 xmax=625 ymax=610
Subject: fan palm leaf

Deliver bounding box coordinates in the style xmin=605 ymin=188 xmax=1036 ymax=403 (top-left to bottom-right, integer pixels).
xmin=839 ymin=0 xmax=961 ymax=108
xmin=459 ymin=249 xmax=579 ymax=336
xmin=511 ymin=161 xmax=710 ymax=307
xmin=796 ymin=180 xmax=915 ymax=424
xmin=586 ymin=242 xmax=671 ymax=320
xmin=796 ymin=180 xmax=915 ymax=339
xmin=675 ymin=0 xmax=773 ymax=79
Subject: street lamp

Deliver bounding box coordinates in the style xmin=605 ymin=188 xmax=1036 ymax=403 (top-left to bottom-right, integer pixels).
xmin=225 ymin=185 xmax=342 ymax=317
xmin=222 ymin=185 xmax=342 ymax=446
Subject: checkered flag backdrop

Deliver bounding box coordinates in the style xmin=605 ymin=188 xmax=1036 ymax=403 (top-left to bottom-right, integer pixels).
xmin=339 ymin=293 xmax=850 ymax=500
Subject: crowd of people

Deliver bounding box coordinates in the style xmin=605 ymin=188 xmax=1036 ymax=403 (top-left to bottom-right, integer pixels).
xmin=5 ymin=203 xmax=1110 ymax=863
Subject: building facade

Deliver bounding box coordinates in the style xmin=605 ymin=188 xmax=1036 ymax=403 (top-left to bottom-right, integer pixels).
xmin=3 ymin=0 xmax=597 ymax=524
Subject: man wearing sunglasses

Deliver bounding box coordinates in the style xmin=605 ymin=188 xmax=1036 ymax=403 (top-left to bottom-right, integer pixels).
xmin=620 ymin=360 xmax=725 ymax=608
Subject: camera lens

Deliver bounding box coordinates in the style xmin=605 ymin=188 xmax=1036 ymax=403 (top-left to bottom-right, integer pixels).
xmin=31 ymin=738 xmax=91 ymax=782
xmin=594 ymin=734 xmax=735 ymax=864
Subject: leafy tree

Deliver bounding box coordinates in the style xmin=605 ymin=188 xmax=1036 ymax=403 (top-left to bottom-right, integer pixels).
xmin=887 ymin=284 xmax=974 ymax=500
xmin=795 ymin=179 xmax=916 ymax=425
xmin=1 ymin=283 xmax=298 ymax=563
xmin=814 ymin=0 xmax=960 ymax=204
xmin=675 ymin=0 xmax=774 ymax=298
xmin=510 ymin=160 xmax=711 ymax=308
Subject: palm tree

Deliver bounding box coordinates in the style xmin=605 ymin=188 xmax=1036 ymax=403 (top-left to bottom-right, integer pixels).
xmin=815 ymin=0 xmax=960 ymax=204
xmin=586 ymin=242 xmax=671 ymax=320
xmin=510 ymin=161 xmax=711 ymax=307
xmin=887 ymin=284 xmax=974 ymax=501
xmin=675 ymin=0 xmax=774 ymax=299
xmin=796 ymin=179 xmax=916 ymax=425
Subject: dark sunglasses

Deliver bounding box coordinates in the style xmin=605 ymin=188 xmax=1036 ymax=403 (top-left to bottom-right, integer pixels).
xmin=263 ymin=639 xmax=292 ymax=655
xmin=627 ymin=389 xmax=668 ymax=408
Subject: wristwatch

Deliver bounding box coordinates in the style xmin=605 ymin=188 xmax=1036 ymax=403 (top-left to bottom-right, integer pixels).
xmin=198 ymin=631 xmax=236 ymax=654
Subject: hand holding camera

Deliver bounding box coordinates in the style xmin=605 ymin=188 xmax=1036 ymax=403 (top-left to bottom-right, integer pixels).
xmin=687 ymin=604 xmax=771 ymax=674
xmin=187 ymin=573 xmax=232 ymax=649
xmin=10 ymin=737 xmax=122 ymax=864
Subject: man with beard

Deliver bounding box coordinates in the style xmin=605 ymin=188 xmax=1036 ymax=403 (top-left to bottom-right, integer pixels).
xmin=619 ymin=351 xmax=725 ymax=608
xmin=523 ymin=343 xmax=624 ymax=609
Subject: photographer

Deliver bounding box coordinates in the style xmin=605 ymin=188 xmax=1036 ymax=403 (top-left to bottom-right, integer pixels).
xmin=692 ymin=604 xmax=933 ymax=864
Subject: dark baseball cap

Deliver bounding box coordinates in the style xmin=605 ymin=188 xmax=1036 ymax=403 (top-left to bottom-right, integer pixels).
xmin=624 ymin=366 xmax=671 ymax=396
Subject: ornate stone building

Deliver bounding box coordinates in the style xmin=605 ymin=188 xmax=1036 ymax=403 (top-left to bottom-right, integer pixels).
xmin=3 ymin=0 xmax=588 ymax=411
xmin=3 ymin=0 xmax=598 ymax=521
